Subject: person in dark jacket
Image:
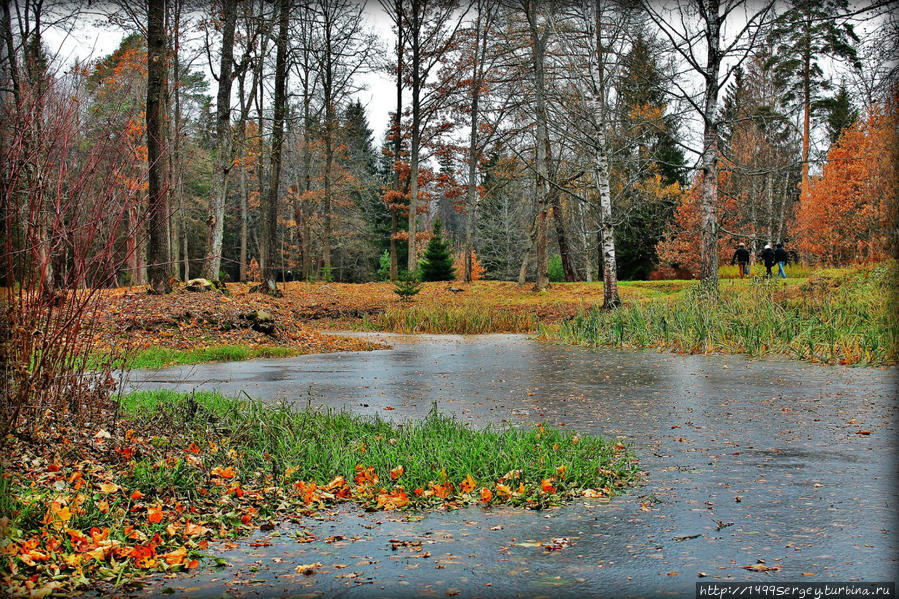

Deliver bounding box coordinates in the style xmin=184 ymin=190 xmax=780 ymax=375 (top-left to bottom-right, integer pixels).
xmin=774 ymin=243 xmax=789 ymax=278
xmin=731 ymin=242 xmax=750 ymax=278
xmin=760 ymin=244 xmax=776 ymax=278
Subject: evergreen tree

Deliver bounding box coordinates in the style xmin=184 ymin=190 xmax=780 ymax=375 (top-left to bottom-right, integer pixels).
xmin=419 ymin=219 xmax=455 ymax=281
xmin=611 ymin=32 xmax=687 ymax=279
xmin=766 ymin=0 xmax=861 ymax=199
xmin=819 ymin=83 xmax=859 ymax=147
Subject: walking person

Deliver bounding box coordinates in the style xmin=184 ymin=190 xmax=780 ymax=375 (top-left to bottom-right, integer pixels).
xmin=774 ymin=243 xmax=788 ymax=278
xmin=760 ymin=244 xmax=776 ymax=278
xmin=731 ymin=242 xmax=750 ymax=278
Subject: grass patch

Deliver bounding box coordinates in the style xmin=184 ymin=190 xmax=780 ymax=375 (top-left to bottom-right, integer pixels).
xmin=2 ymin=390 xmax=639 ymax=596
xmin=91 ymin=344 xmax=301 ymax=370
xmin=119 ymin=390 xmax=639 ymax=506
xmin=548 ymin=263 xmax=898 ymax=365
xmin=359 ymin=303 xmax=538 ymax=334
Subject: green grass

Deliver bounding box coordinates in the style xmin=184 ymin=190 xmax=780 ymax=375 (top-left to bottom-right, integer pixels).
xmin=359 ymin=304 xmax=538 ymax=334
xmin=717 ymin=262 xmax=818 ymax=279
xmin=92 ymin=344 xmax=301 ymax=370
xmin=548 ymin=263 xmax=898 ymax=365
xmin=119 ymin=390 xmax=640 ymax=509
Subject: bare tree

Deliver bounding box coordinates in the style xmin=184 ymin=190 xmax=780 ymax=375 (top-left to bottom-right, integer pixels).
xmin=521 ymin=0 xmax=551 ymax=290
xmin=260 ymin=0 xmax=288 ymax=294
xmin=201 ymin=0 xmax=238 ymax=282
xmin=310 ymin=0 xmax=375 ymax=276
xmin=146 ymin=0 xmax=172 ymax=294
xmin=642 ymin=0 xmax=774 ymax=288
xmin=400 ymin=0 xmax=466 ymax=273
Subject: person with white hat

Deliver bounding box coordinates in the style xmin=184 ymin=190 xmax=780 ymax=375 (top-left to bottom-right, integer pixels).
xmin=760 ymin=243 xmax=776 ymax=278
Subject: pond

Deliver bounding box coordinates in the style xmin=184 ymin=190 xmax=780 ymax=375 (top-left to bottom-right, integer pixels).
xmin=120 ymin=334 xmax=898 ymax=598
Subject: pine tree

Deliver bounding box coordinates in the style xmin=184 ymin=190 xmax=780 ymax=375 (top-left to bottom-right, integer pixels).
xmin=419 ymin=219 xmax=455 ymax=281
xmin=820 ymin=83 xmax=859 ymax=147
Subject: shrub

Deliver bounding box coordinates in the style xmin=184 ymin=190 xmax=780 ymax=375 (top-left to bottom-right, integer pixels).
xmin=419 ymin=219 xmax=456 ymax=282
xmin=393 ymin=270 xmax=423 ymax=301
xmin=377 ymin=250 xmax=391 ymax=281
xmin=548 ymin=254 xmax=565 ymax=282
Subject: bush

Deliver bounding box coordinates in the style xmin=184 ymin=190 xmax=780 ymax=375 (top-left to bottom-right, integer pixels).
xmin=548 ymin=254 xmax=565 ymax=282
xmin=2 ymin=72 xmax=136 ymax=441
xmin=378 ymin=250 xmax=391 ymax=281
xmin=393 ymin=270 xmax=423 ymax=301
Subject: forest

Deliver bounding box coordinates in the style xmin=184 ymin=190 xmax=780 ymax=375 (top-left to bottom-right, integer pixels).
xmin=2 ymin=0 xmax=895 ymax=304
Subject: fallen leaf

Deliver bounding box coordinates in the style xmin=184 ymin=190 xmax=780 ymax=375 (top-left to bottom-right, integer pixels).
xmin=296 ymin=562 xmax=322 ymax=575
xmin=147 ymin=506 xmax=163 ymax=524
xmin=741 ymin=564 xmax=781 ymax=572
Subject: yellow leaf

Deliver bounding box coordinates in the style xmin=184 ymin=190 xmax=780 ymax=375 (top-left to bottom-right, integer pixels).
xmin=98 ymin=482 xmax=120 ymax=494
xmin=296 ymin=562 xmax=322 ymax=575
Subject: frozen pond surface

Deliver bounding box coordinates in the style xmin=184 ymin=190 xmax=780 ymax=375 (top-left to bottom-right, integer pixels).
xmin=119 ymin=334 xmax=898 ymax=598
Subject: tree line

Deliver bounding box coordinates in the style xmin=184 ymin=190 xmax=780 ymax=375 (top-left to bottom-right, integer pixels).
xmin=2 ymin=0 xmax=895 ymax=301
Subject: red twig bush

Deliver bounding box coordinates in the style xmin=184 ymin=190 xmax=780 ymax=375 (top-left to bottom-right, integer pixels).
xmin=1 ymin=70 xmax=144 ymax=442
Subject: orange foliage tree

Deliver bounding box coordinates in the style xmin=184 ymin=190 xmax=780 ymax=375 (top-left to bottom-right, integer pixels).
xmin=655 ymin=172 xmax=739 ymax=276
xmin=793 ymin=96 xmax=898 ymax=264
xmin=453 ymin=250 xmax=485 ymax=281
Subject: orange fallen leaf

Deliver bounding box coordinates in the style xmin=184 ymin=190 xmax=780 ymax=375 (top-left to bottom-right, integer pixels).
xmin=480 ymin=487 xmax=492 ymax=503
xmin=160 ymin=546 xmax=187 ymax=565
xmin=855 ymin=430 xmax=871 ymax=435
xmin=460 ymin=474 xmax=476 ymax=493
xmin=390 ymin=465 xmax=404 ymax=480
xmin=741 ymin=564 xmax=781 ymax=572
xmin=147 ymin=506 xmax=163 ymax=524
xmin=212 ymin=466 xmax=235 ymax=478
xmin=131 ymin=490 xmax=145 ymax=501
xmin=540 ymin=478 xmax=555 ymax=493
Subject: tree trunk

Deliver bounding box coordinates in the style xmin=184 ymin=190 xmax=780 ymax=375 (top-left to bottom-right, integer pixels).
xmin=407 ymin=0 xmax=422 ymax=273
xmin=389 ymin=0 xmax=403 ymax=281
xmin=239 ymin=144 xmax=248 ymax=281
xmin=550 ymin=188 xmax=577 ymax=281
xmin=800 ymin=11 xmax=811 ymax=202
xmin=698 ymin=0 xmax=721 ymax=289
xmin=776 ymin=175 xmax=789 ymax=243
xmin=261 ymin=0 xmax=288 ymax=295
xmin=766 ymin=171 xmax=774 ymax=245
xmin=146 ymin=0 xmax=172 ymax=294
xmin=593 ymin=0 xmax=618 ymax=306
xmin=526 ymin=0 xmax=549 ymax=291
xmin=202 ymin=0 xmax=237 ymax=281
xmin=463 ymin=2 xmax=486 ymax=284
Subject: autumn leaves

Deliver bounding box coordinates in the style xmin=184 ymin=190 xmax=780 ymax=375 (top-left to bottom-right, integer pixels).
xmin=1 ymin=389 xmax=641 ymax=597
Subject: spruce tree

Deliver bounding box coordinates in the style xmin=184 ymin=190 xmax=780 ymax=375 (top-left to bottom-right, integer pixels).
xmin=419 ymin=219 xmax=455 ymax=282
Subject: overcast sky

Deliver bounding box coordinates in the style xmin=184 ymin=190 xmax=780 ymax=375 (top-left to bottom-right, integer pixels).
xmin=42 ymin=3 xmax=397 ymax=142
xmin=39 ymin=2 xmax=886 ymax=168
